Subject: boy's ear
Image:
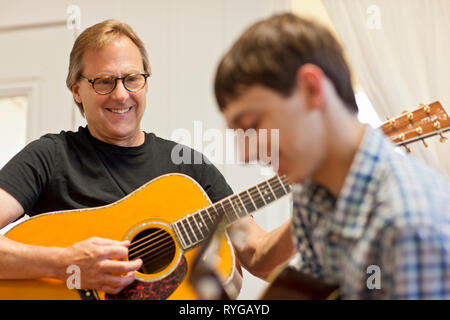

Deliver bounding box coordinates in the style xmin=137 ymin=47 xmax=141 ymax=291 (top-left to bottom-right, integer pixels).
xmin=295 ymin=64 xmax=325 ymax=111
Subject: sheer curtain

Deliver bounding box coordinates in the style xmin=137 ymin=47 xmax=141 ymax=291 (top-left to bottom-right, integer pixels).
xmin=322 ymin=0 xmax=450 ymax=175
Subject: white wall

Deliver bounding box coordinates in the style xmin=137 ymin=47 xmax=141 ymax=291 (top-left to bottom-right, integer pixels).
xmin=0 ymin=97 xmax=27 ymax=169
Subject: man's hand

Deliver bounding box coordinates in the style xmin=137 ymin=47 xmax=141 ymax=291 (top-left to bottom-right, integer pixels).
xmin=60 ymin=237 xmax=143 ymax=294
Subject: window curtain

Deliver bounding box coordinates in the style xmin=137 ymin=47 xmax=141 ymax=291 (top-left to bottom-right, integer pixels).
xmin=322 ymin=0 xmax=450 ymax=175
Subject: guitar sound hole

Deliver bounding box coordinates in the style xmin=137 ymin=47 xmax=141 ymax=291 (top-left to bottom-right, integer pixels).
xmin=128 ymin=228 xmax=176 ymax=274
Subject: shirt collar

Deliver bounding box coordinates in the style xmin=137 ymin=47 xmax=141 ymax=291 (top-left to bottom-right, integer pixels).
xmin=327 ymin=126 xmax=388 ymax=239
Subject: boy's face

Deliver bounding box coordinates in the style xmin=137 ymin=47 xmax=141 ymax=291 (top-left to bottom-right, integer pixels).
xmin=222 ymin=69 xmax=328 ymax=184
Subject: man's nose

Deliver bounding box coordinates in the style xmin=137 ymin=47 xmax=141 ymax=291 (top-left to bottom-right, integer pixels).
xmin=110 ymin=79 xmax=129 ymax=102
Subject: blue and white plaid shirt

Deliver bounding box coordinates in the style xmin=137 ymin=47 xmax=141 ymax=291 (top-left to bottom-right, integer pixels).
xmin=291 ymin=126 xmax=450 ymax=299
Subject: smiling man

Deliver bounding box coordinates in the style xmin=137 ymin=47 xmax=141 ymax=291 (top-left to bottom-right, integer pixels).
xmin=0 ymin=20 xmax=295 ymax=297
xmin=69 ymin=33 xmax=148 ymax=147
xmin=214 ymin=13 xmax=450 ymax=299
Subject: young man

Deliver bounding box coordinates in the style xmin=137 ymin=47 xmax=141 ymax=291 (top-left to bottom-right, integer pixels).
xmin=214 ymin=13 xmax=450 ymax=299
xmin=0 ymin=20 xmax=294 ymax=297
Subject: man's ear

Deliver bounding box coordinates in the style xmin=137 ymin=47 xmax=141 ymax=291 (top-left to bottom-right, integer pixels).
xmin=295 ymin=64 xmax=325 ymax=111
xmin=71 ymin=82 xmax=82 ymax=104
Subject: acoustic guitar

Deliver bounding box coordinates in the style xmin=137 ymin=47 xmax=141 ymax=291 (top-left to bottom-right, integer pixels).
xmin=0 ymin=173 xmax=291 ymax=300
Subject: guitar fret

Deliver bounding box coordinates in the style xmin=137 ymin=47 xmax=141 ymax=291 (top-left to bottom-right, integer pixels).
xmin=188 ymin=215 xmax=202 ymax=242
xmin=173 ymin=222 xmax=188 ymax=249
xmin=277 ymin=175 xmax=289 ymax=194
xmin=182 ymin=219 xmax=195 ymax=245
xmin=266 ymin=179 xmax=277 ymax=198
xmin=231 ymin=195 xmax=248 ymax=218
xmin=241 ymin=190 xmax=256 ymax=213
xmin=228 ymin=197 xmax=239 ymax=220
xmin=177 ymin=221 xmax=191 ymax=247
xmin=271 ymin=176 xmax=287 ymax=198
xmin=184 ymin=216 xmax=198 ymax=244
xmin=281 ymin=176 xmax=292 ymax=193
xmin=201 ymin=209 xmax=214 ymax=229
xmin=260 ymin=181 xmax=275 ymax=203
xmin=223 ymin=198 xmax=239 ymax=222
xmin=256 ymin=185 xmax=268 ymax=205
xmin=215 ymin=201 xmax=230 ymax=224
xmin=246 ymin=189 xmax=260 ymax=211
xmin=250 ymin=187 xmax=265 ymax=209
xmin=196 ymin=212 xmax=208 ymax=235
xmin=208 ymin=206 xmax=220 ymax=223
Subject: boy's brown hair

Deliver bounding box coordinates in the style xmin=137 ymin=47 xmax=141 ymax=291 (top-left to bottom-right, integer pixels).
xmin=214 ymin=13 xmax=357 ymax=113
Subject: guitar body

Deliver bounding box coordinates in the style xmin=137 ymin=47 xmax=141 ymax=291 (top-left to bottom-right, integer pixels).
xmin=0 ymin=174 xmax=240 ymax=300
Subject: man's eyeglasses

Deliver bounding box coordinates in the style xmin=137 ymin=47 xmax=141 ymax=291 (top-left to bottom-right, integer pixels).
xmin=80 ymin=73 xmax=150 ymax=95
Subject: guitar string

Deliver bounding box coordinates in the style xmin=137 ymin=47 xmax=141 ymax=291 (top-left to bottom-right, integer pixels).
xmin=129 ymin=181 xmax=290 ymax=258
xmin=129 ymin=179 xmax=290 ymax=256
xmin=130 ymin=192 xmax=290 ymax=267
xmin=138 ymin=245 xmax=177 ymax=267
xmin=126 ymin=182 xmax=290 ymax=263
xmin=128 ymin=176 xmax=289 ymax=251
xmin=131 ymin=180 xmax=288 ymax=253
xmin=129 ymin=233 xmax=174 ymax=262
xmin=128 ymin=232 xmax=172 ymax=259
xmin=128 ymin=176 xmax=289 ymax=250
xmin=128 ymin=229 xmax=168 ymax=254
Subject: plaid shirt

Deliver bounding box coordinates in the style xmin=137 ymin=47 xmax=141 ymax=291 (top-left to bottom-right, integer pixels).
xmin=291 ymin=127 xmax=450 ymax=299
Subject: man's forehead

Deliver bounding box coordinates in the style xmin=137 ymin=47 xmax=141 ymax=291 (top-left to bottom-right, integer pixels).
xmin=81 ymin=37 xmax=143 ymax=75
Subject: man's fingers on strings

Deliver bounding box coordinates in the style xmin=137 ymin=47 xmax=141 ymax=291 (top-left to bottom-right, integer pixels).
xmin=95 ymin=244 xmax=129 ymax=260
xmin=90 ymin=237 xmax=130 ymax=247
xmin=100 ymin=258 xmax=143 ymax=274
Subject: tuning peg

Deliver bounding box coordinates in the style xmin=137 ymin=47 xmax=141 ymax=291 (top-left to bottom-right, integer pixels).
xmin=422 ymin=104 xmax=431 ymax=115
xmin=416 ymin=127 xmax=426 ymax=147
xmin=401 ymin=109 xmax=414 ymax=122
xmin=421 ymin=139 xmax=428 ymax=148
xmin=440 ymin=133 xmax=448 ymax=143
xmin=389 ymin=119 xmax=396 ymax=129
xmin=403 ymin=145 xmax=412 ymax=153
xmin=434 ymin=121 xmax=441 ymax=129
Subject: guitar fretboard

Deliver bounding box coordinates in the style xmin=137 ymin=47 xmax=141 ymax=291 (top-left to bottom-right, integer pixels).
xmin=171 ymin=175 xmax=291 ymax=250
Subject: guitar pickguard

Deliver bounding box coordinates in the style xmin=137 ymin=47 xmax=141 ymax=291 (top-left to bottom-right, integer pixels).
xmin=105 ymin=255 xmax=188 ymax=300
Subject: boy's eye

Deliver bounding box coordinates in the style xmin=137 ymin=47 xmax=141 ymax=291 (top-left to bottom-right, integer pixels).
xmin=244 ymin=123 xmax=258 ymax=131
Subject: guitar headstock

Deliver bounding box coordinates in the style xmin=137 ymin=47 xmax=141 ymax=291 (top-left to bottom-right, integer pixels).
xmin=380 ymin=101 xmax=450 ymax=149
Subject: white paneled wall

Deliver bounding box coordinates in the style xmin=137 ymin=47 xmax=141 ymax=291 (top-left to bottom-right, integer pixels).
xmin=0 ymin=96 xmax=27 ymax=169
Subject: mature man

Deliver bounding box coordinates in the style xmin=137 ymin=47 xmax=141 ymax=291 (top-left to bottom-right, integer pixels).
xmin=214 ymin=13 xmax=450 ymax=299
xmin=0 ymin=20 xmax=294 ymax=297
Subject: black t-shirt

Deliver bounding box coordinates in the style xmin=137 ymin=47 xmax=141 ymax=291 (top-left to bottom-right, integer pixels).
xmin=0 ymin=126 xmax=233 ymax=217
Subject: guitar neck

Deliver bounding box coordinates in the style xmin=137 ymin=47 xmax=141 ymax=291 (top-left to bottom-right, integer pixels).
xmin=172 ymin=175 xmax=292 ymax=250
